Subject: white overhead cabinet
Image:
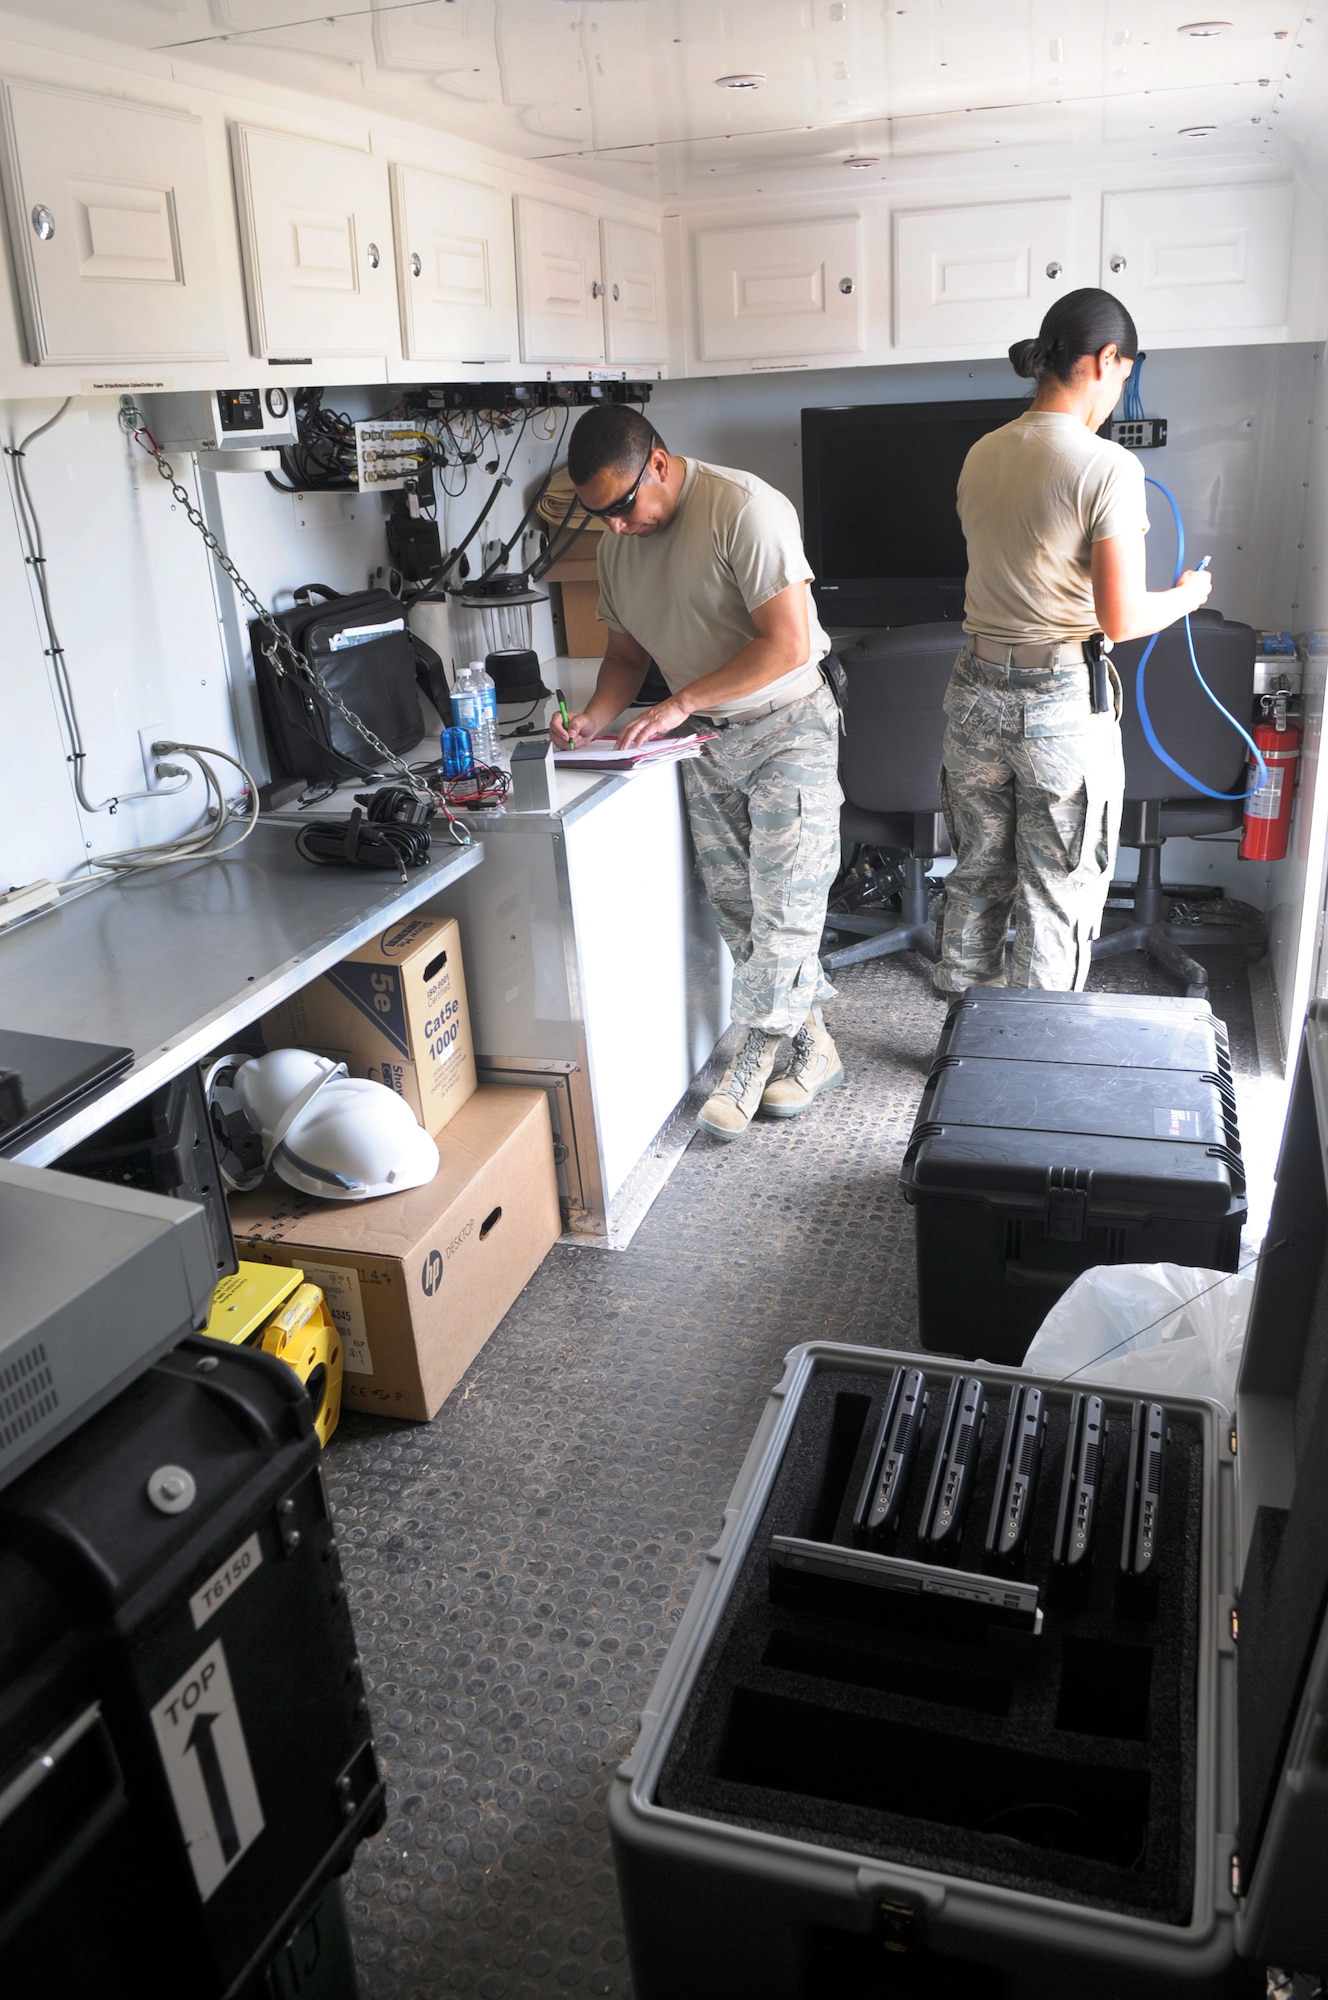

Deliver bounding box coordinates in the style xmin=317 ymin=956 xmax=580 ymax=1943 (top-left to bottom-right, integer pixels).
xmin=893 ymin=198 xmax=1072 ymax=352
xmin=230 ymin=125 xmax=397 ymax=360
xmin=0 ymin=81 xmax=225 ymax=367
xmin=390 ymin=165 xmax=517 ymax=364
xmin=600 ymin=219 xmax=667 ymax=366
xmin=514 ymin=196 xmax=604 ymax=365
xmin=694 ymin=216 xmax=863 ymax=363
xmin=1101 ymin=183 xmax=1294 ymax=338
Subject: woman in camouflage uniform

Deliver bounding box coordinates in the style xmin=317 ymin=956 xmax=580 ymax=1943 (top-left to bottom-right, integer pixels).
xmin=935 ymin=289 xmax=1213 ymax=994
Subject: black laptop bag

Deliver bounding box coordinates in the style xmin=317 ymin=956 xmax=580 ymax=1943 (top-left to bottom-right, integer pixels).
xmin=248 ymin=583 xmax=444 ymax=785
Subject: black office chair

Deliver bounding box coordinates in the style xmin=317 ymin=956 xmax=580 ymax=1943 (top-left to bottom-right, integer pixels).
xmin=1094 ymin=608 xmax=1260 ymax=996
xmin=820 ymin=624 xmax=957 ymax=971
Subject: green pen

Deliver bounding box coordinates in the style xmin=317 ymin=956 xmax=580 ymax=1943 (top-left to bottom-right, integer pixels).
xmin=555 ymin=687 xmax=572 ymax=737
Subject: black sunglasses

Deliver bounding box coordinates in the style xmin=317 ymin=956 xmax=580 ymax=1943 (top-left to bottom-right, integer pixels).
xmin=578 ymin=439 xmax=658 ymax=520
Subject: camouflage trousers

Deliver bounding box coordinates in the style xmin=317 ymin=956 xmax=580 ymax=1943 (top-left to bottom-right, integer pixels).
xmin=935 ymin=646 xmax=1125 ymax=994
xmin=682 ymin=684 xmax=843 ymax=1032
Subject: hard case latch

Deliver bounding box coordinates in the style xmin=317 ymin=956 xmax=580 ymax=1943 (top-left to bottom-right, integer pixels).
xmin=1046 ymin=1170 xmax=1089 ymax=1243
xmin=877 ymin=1896 xmax=916 ymax=1954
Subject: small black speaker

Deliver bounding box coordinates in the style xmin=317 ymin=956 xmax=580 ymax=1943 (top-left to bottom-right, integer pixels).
xmin=487 ymin=648 xmax=549 ymax=702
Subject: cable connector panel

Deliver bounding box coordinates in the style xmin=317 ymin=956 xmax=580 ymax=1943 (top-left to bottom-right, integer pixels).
xmin=1110 ymin=418 xmax=1168 ymax=450
xmin=354 ymin=420 xmax=430 ymax=491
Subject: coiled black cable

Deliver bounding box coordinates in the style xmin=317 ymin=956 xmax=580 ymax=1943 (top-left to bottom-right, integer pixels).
xmin=294 ymin=791 xmax=434 ymax=880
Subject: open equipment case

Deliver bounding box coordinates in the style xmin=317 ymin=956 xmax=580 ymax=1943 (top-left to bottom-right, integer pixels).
xmin=608 ymin=1004 xmax=1328 ymax=1999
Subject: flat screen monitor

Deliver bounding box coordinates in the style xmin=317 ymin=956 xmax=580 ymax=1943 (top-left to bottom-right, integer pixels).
xmin=802 ymin=397 xmax=1025 ymax=628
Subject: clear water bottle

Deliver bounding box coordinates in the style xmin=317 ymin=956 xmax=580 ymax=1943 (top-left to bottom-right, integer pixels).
xmin=449 ymin=663 xmax=485 ymax=760
xmin=469 ymin=658 xmax=500 ymax=765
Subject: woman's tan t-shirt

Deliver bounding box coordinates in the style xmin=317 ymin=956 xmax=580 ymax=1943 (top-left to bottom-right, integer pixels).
xmin=958 ymin=409 xmax=1149 ymax=645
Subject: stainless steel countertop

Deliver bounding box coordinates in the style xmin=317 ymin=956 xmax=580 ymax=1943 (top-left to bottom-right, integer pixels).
xmin=0 ymin=820 xmax=483 ymax=1165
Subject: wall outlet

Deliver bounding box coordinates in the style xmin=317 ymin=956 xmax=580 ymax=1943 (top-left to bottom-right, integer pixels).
xmin=138 ymin=725 xmax=182 ymax=793
xmin=1109 ymin=417 xmax=1168 ymax=450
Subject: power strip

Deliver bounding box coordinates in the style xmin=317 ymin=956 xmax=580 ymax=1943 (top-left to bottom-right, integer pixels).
xmin=0 ymin=878 xmax=59 ymax=927
xmin=1110 ymin=417 xmax=1168 ymax=450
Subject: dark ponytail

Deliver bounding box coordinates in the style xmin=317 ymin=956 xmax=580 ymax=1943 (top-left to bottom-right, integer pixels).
xmin=1009 ymin=288 xmax=1138 ymax=386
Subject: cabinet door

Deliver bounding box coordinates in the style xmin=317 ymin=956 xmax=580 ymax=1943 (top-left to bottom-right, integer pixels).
xmin=230 ymin=125 xmax=397 ymax=360
xmin=0 ymin=81 xmax=225 ymax=366
xmin=514 ymin=197 xmax=604 ymax=365
xmin=1101 ymin=184 xmax=1293 ymax=336
xmin=694 ymin=216 xmax=863 ymax=362
xmin=894 ymin=199 xmax=1071 ymax=351
xmin=600 ymin=218 xmax=667 ymax=365
xmin=390 ymin=165 xmax=517 ymax=363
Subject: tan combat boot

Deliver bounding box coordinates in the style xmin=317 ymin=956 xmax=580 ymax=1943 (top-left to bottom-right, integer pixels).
xmin=697 ymin=1029 xmax=783 ymax=1141
xmin=760 ymin=1013 xmax=844 ymax=1119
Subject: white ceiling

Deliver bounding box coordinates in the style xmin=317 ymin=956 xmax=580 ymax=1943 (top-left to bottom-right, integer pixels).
xmin=6 ymin=0 xmax=1326 ymax=198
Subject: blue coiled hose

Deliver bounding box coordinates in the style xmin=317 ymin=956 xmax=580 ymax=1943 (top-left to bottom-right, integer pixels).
xmin=1134 ymin=475 xmax=1268 ymax=801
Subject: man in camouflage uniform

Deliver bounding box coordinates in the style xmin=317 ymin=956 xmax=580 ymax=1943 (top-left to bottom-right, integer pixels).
xmin=935 ymin=644 xmax=1124 ymax=990
xmin=555 ymin=406 xmax=845 ymax=1140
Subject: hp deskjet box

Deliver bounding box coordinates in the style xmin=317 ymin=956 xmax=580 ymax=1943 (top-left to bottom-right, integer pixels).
xmin=607 ymin=1006 xmax=1328 ymax=1999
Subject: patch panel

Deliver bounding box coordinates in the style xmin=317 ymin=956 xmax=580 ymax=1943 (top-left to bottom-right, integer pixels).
xmin=354 ymin=419 xmax=430 ymax=491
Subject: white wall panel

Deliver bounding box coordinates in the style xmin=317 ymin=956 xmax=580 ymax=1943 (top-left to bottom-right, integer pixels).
xmin=0 ymin=391 xmax=566 ymax=897
xmin=0 ymin=396 xmax=240 ymax=892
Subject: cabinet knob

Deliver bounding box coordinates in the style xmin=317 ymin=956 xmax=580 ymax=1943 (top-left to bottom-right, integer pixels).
xmin=410 ymin=251 xmax=422 ymax=277
xmin=367 ymin=241 xmax=381 ymax=269
xmin=1045 ymin=260 xmax=1062 ymax=279
xmin=839 ymin=276 xmax=855 ymax=295
xmin=30 ymin=203 xmax=54 ymax=242
xmin=591 ymin=279 xmax=604 ymax=299
xmin=1110 ymin=253 xmax=1127 ymax=274
xmin=612 ymin=282 xmax=620 ymax=302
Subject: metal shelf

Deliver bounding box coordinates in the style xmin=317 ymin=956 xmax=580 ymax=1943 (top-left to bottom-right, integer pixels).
xmin=0 ymin=820 xmax=482 ymax=1165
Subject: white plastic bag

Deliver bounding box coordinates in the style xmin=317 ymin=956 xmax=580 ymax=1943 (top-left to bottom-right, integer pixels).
xmin=1022 ymin=1262 xmax=1255 ymax=1411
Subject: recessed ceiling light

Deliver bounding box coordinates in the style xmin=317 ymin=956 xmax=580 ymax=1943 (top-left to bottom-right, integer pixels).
xmin=1177 ymin=18 xmax=1233 ymax=33
xmin=1179 ymin=122 xmax=1218 ymax=135
xmin=715 ymin=72 xmax=765 ymax=89
xmin=844 ymin=154 xmax=880 ymax=168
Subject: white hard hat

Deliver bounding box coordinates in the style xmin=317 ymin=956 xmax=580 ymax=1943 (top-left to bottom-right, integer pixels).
xmin=274 ymin=1076 xmax=439 ymax=1200
xmin=234 ymin=1048 xmax=343 ymax=1150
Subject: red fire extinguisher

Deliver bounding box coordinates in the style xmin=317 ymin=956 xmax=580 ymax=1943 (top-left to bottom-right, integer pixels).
xmin=1240 ymin=693 xmax=1301 ymax=862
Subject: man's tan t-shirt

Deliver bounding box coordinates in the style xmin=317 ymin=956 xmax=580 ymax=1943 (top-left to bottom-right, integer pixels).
xmin=596 ymin=458 xmax=830 ymax=715
xmin=957 ymin=410 xmax=1149 ymax=645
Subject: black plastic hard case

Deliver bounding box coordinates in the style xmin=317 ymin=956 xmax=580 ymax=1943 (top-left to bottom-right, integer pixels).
xmin=608 ymin=1005 xmax=1328 ymax=2000
xmin=900 ymin=991 xmax=1246 ymax=1363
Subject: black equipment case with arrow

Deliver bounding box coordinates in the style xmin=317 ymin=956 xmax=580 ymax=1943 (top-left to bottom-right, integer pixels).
xmin=0 ymin=1334 xmax=384 ymax=1998
xmin=608 ymin=1003 xmax=1328 ymax=1998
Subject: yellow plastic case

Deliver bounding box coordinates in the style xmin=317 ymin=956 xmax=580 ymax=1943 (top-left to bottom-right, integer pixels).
xmin=260 ymin=1283 xmax=343 ymax=1449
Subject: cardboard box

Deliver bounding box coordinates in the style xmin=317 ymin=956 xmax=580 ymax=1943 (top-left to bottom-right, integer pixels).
xmin=545 ymin=557 xmax=606 ymax=659
xmin=228 ymin=1088 xmax=560 ymax=1421
xmin=261 ymin=915 xmax=475 ymax=1138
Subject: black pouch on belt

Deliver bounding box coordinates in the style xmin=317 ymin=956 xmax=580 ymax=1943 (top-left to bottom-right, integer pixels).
xmin=1085 ymin=631 xmax=1110 ymax=715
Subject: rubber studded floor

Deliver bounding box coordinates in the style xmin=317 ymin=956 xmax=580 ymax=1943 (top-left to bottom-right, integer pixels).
xmin=323 ymin=939 xmax=1263 ymax=1999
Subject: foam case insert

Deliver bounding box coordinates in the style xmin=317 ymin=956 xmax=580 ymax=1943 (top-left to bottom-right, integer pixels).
xmin=656 ymin=1361 xmax=1202 ymax=1924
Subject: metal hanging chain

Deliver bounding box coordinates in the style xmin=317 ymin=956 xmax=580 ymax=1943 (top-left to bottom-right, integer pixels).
xmin=133 ymin=429 xmax=470 ymax=846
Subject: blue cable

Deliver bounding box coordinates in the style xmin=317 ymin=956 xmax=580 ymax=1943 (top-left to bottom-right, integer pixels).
xmin=1132 ymin=474 xmax=1268 ymax=801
